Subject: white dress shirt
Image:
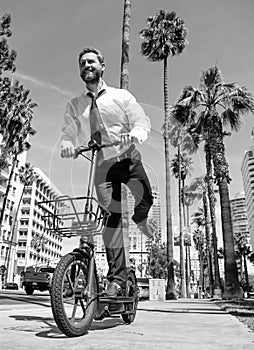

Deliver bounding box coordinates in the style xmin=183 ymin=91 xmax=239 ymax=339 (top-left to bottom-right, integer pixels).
xmin=61 ymin=81 xmax=151 ymax=161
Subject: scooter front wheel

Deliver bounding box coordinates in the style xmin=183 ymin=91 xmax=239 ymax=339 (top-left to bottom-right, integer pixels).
xmin=51 ymin=253 xmax=97 ymax=337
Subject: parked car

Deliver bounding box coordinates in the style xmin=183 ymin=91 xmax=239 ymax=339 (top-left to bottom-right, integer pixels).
xmin=137 ymin=277 xmax=149 ymax=300
xmin=21 ymin=266 xmax=55 ymax=295
xmin=2 ymin=282 xmax=19 ymax=290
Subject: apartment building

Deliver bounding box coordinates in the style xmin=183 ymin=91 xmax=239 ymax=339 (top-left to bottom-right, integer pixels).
xmin=0 ymin=152 xmax=26 ymax=285
xmin=241 ymin=147 xmax=254 ymax=248
xmin=15 ymin=167 xmax=63 ymax=281
xmin=230 ymin=191 xmax=253 ymax=275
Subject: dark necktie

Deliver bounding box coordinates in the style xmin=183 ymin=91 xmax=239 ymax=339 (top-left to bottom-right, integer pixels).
xmin=87 ymin=90 xmax=105 ymax=145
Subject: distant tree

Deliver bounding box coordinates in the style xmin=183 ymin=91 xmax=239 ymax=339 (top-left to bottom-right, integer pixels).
xmin=234 ymin=231 xmax=252 ymax=292
xmin=0 ymin=14 xmax=37 ymax=235
xmin=171 ymin=66 xmax=254 ymax=299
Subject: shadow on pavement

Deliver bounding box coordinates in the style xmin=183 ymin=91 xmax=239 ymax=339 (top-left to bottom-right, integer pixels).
xmin=0 ymin=293 xmax=50 ymax=308
xmin=8 ymin=314 xmax=124 ymax=339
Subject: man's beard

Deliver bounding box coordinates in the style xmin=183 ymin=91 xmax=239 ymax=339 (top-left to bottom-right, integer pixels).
xmin=81 ymin=69 xmax=101 ymax=84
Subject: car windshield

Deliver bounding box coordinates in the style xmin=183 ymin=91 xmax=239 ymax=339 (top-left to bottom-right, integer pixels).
xmin=39 ymin=267 xmax=55 ymax=273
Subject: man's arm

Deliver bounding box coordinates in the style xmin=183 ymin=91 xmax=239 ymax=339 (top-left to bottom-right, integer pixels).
xmin=123 ymin=90 xmax=151 ymax=144
xmin=60 ymin=101 xmax=80 ymax=158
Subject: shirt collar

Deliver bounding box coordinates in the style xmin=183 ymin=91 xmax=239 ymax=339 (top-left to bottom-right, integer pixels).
xmin=83 ymin=80 xmax=107 ymax=97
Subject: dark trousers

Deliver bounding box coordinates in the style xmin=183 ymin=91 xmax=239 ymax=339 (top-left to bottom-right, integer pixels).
xmin=95 ymin=147 xmax=153 ymax=288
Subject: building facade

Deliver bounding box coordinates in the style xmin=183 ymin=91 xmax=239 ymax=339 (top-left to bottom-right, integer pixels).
xmin=15 ymin=168 xmax=63 ymax=275
xmin=230 ymin=191 xmax=254 ymax=276
xmin=0 ymin=152 xmax=27 ymax=286
xmin=241 ymin=147 xmax=254 ymax=249
xmin=1 ymin=167 xmax=64 ymax=285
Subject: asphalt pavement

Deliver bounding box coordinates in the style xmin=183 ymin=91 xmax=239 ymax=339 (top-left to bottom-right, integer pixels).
xmin=0 ymin=292 xmax=254 ymax=350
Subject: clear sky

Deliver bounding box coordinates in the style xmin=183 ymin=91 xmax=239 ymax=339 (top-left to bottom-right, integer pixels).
xmin=1 ymin=0 xmax=254 ymax=250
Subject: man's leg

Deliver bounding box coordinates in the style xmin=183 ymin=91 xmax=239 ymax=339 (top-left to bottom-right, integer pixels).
xmin=95 ymin=163 xmax=128 ymax=292
xmin=126 ymin=158 xmax=154 ymax=226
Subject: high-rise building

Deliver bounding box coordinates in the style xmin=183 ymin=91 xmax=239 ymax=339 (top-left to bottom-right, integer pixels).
xmin=241 ymin=147 xmax=254 ymax=248
xmin=14 ymin=167 xmax=63 ymax=284
xmin=230 ymin=192 xmax=249 ymax=241
xmin=230 ymin=191 xmax=253 ymax=276
xmin=0 ymin=152 xmax=27 ymax=285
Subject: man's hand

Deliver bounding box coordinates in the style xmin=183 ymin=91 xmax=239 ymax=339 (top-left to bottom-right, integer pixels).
xmin=120 ymin=133 xmax=138 ymax=147
xmin=61 ymin=140 xmax=75 ymax=158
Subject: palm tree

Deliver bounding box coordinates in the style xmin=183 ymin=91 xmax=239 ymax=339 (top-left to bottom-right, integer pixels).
xmin=120 ymin=0 xmax=131 ymax=90
xmin=172 ymin=119 xmax=222 ymax=296
xmin=171 ymin=151 xmax=193 ymax=297
xmin=0 ymin=14 xmax=37 ymax=235
xmin=192 ymin=226 xmax=205 ymax=294
xmin=234 ymin=231 xmax=252 ymax=292
xmin=5 ymin=163 xmax=36 ymax=281
xmin=140 ymin=10 xmax=188 ymax=299
xmin=171 ymin=66 xmax=254 ymax=299
xmin=189 ymin=177 xmax=214 ymax=295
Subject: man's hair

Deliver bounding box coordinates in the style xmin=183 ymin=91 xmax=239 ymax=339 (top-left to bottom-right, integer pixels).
xmin=78 ymin=47 xmax=104 ymax=65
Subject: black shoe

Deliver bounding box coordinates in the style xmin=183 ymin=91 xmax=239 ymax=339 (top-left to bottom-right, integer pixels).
xmin=137 ymin=220 xmax=153 ymax=239
xmin=104 ymin=282 xmax=123 ymax=298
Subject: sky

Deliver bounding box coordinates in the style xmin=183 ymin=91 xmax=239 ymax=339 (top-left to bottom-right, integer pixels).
xmin=1 ymin=0 xmax=254 ymax=251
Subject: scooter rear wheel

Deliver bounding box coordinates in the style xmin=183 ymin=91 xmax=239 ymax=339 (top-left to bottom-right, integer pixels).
xmin=121 ymin=270 xmax=138 ymax=324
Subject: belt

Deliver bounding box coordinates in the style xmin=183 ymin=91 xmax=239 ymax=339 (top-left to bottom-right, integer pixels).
xmin=104 ymin=144 xmax=135 ymax=164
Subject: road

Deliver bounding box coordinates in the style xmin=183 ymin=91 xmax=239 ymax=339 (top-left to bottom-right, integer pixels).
xmin=0 ymin=289 xmax=51 ymax=308
xmin=1 ymin=290 xmax=254 ymax=350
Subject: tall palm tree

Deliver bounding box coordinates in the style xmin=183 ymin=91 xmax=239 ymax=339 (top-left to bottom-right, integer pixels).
xmin=120 ymin=0 xmax=131 ymax=90
xmin=5 ymin=163 xmax=36 ymax=281
xmin=171 ymin=66 xmax=254 ymax=299
xmin=189 ymin=177 xmax=214 ymax=294
xmin=192 ymin=225 xmax=205 ymax=294
xmin=119 ymin=0 xmax=131 ymax=269
xmin=0 ymin=14 xmax=37 ymax=236
xmin=171 ymin=151 xmax=193 ymax=297
xmin=234 ymin=231 xmax=251 ymax=292
xmin=140 ymin=10 xmax=188 ymax=299
xmin=172 ymin=118 xmax=222 ymax=296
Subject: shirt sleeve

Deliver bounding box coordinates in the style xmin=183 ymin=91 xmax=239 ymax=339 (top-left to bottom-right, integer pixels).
xmin=60 ymin=101 xmax=80 ymax=147
xmin=123 ymin=90 xmax=151 ymax=144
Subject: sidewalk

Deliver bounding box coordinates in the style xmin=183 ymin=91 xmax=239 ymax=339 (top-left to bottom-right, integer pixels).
xmin=1 ymin=298 xmax=254 ymax=350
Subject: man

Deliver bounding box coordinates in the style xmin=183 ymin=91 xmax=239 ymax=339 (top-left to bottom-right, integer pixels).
xmin=61 ymin=47 xmax=153 ymax=297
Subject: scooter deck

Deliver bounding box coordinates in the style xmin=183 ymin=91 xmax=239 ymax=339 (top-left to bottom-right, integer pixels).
xmin=99 ymin=295 xmax=134 ymax=303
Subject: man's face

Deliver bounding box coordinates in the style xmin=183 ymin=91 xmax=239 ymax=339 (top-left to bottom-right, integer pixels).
xmin=79 ymin=52 xmax=105 ymax=84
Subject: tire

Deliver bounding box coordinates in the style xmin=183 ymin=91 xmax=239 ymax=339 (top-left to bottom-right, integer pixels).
xmin=25 ymin=286 xmax=34 ymax=295
xmin=122 ymin=271 xmax=138 ymax=324
xmin=50 ymin=253 xmax=98 ymax=337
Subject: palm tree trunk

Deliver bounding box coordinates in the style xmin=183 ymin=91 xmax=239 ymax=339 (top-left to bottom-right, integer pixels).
xmin=164 ymin=57 xmax=177 ymax=300
xmin=199 ymin=249 xmax=205 ymax=295
xmin=202 ymin=187 xmax=214 ymax=296
xmin=205 ymin=143 xmax=222 ymax=297
xmin=178 ymin=145 xmax=186 ymax=298
xmin=209 ymin=119 xmax=242 ymax=299
xmin=218 ymin=179 xmax=242 ymax=298
xmin=182 ymin=179 xmax=190 ymax=297
xmin=0 ymin=154 xmax=18 ymax=235
xmin=243 ymin=252 xmax=249 ymax=292
xmin=120 ymin=0 xmax=131 ymax=90
xmin=5 ymin=183 xmax=26 ymax=281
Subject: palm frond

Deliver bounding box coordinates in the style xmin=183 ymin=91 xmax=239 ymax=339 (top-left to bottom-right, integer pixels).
xmin=221 ymin=108 xmax=242 ymax=132
xmin=200 ymin=66 xmax=223 ymax=91
xmin=140 ymin=10 xmax=188 ymax=61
